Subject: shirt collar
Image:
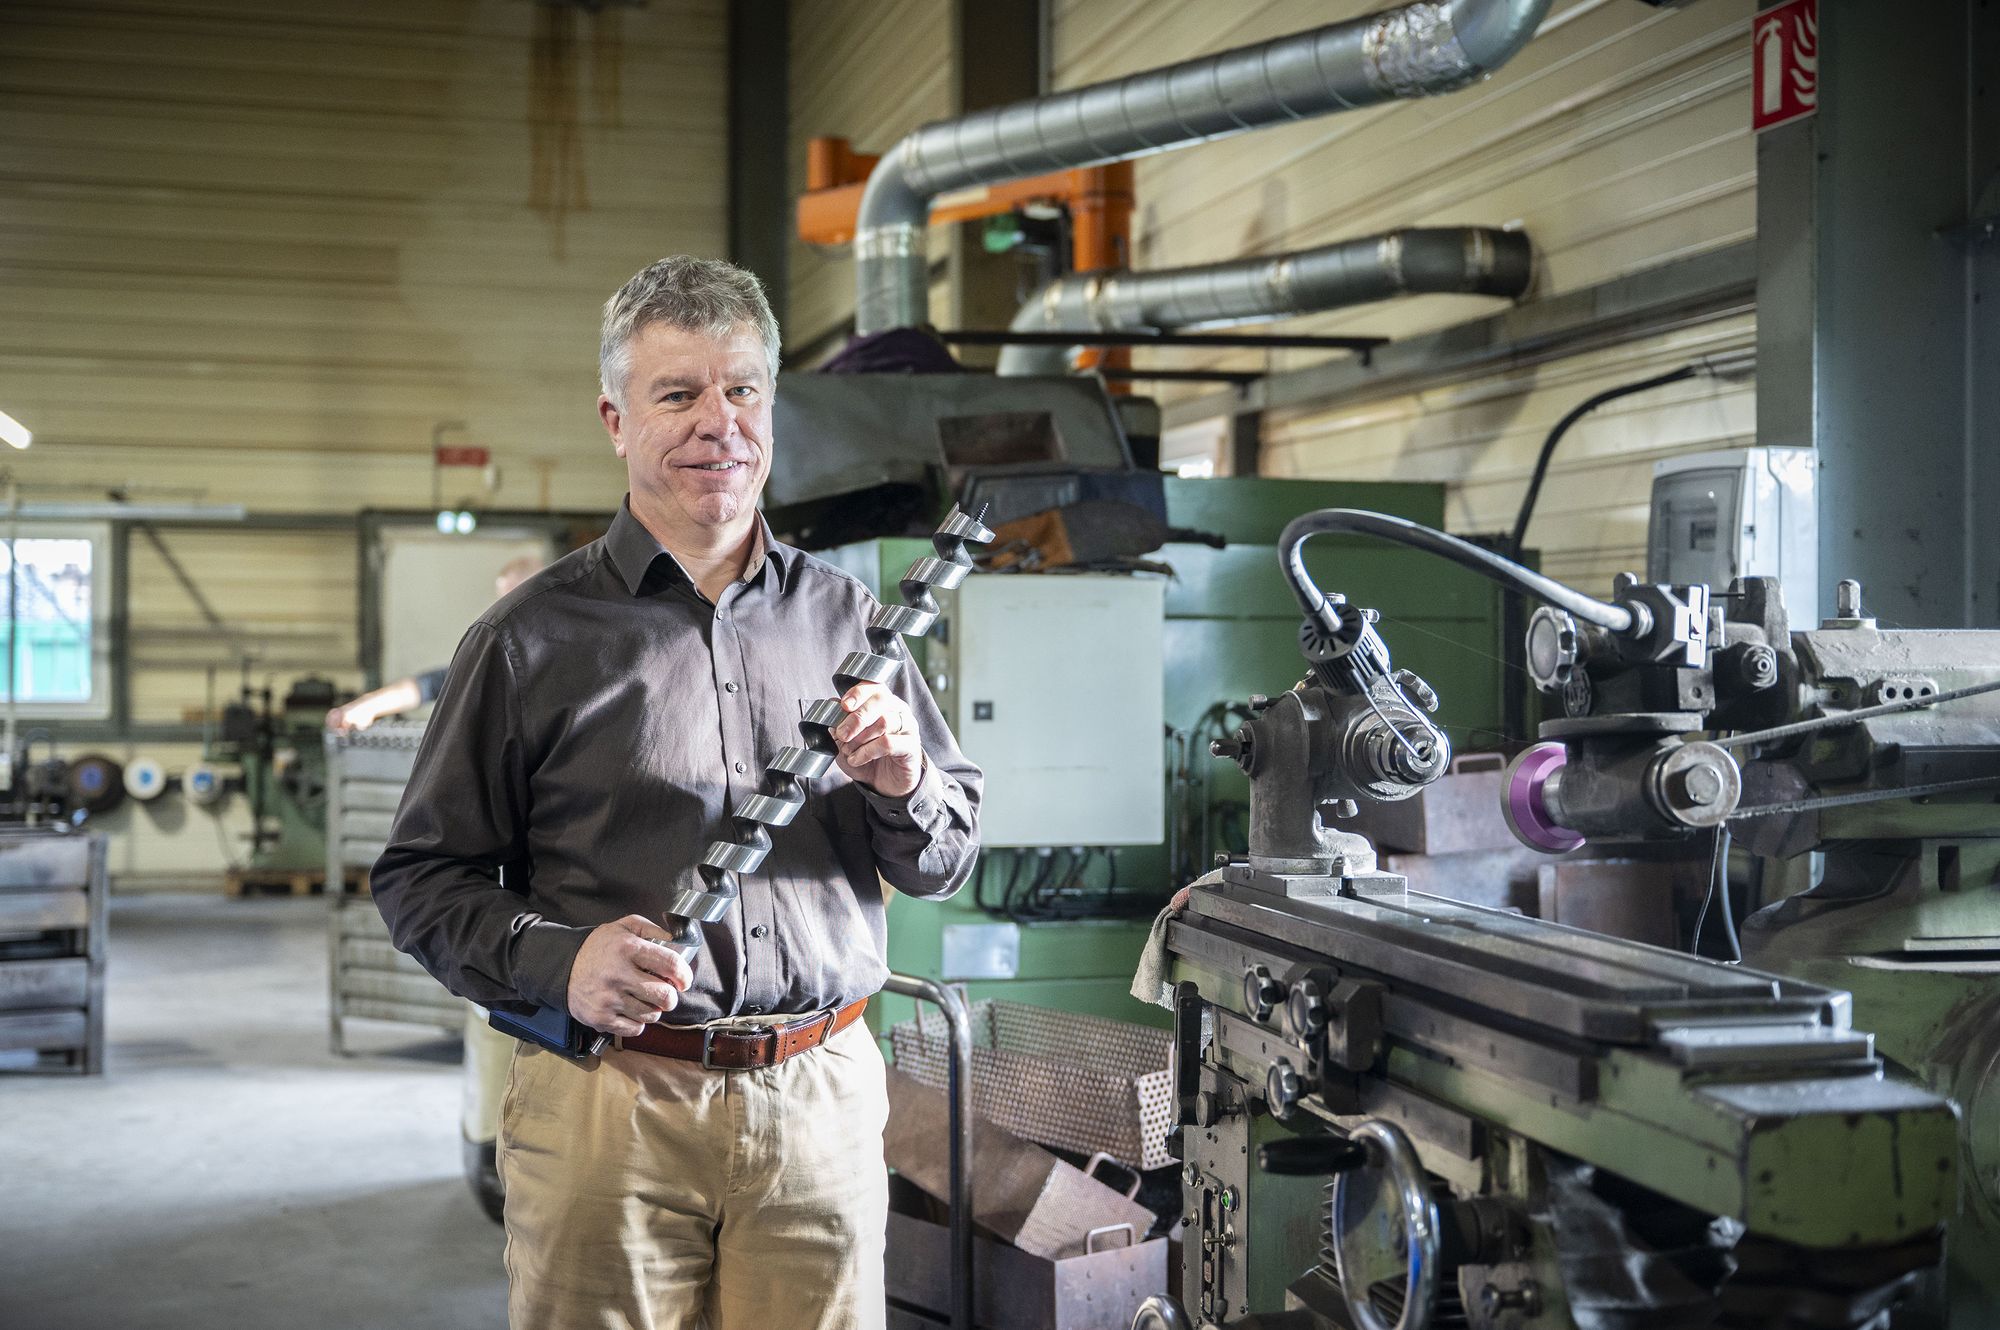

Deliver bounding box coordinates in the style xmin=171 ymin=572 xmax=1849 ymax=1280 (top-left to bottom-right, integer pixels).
xmin=605 ymin=498 xmax=793 ymax=597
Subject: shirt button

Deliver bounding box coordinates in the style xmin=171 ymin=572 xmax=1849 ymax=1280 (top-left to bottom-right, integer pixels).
xmin=734 ymin=761 xmax=747 ymax=773
xmin=745 ymin=1004 xmax=763 ymax=1014
xmin=750 ymin=924 xmax=768 ymax=939
xmin=724 ymin=682 xmax=738 ymax=693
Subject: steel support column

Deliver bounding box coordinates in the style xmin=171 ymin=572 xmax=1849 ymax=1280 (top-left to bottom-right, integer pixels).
xmin=727 ymin=0 xmax=789 ymax=337
xmin=1757 ymin=0 xmax=1999 ymax=625
xmin=945 ymin=0 xmax=1043 ymax=368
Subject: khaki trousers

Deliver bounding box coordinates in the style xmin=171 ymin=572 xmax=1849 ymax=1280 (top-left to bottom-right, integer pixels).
xmin=498 ymin=1018 xmax=891 ymax=1330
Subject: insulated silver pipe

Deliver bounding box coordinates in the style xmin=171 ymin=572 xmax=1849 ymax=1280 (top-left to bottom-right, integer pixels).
xmin=995 ymin=227 xmax=1533 ymax=376
xmin=854 ymin=0 xmax=1553 ymax=333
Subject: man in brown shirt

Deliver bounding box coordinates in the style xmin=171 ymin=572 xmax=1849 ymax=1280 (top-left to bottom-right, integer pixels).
xmin=372 ymin=256 xmax=982 ymax=1329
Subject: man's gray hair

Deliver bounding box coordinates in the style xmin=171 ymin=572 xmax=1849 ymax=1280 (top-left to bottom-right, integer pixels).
xmin=598 ymin=256 xmax=781 ymax=408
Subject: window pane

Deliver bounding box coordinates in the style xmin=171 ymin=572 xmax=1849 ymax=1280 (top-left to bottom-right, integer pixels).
xmin=0 ymin=539 xmax=94 ymax=703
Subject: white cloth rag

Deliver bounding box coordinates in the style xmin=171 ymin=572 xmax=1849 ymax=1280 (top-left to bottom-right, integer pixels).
xmin=1129 ymin=869 xmax=1224 ymax=1009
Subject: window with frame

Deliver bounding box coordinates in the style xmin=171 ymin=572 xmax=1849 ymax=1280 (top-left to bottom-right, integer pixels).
xmin=0 ymin=525 xmax=112 ymax=718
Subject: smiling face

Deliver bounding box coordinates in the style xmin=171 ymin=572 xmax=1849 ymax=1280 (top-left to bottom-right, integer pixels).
xmin=598 ymin=320 xmax=774 ymax=542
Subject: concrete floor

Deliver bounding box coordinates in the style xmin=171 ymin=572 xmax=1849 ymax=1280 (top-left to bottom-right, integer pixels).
xmin=0 ymin=893 xmax=508 ymax=1330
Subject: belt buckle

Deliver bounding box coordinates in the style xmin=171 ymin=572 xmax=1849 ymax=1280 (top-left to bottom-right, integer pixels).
xmin=700 ymin=1026 xmax=722 ymax=1070
xmin=811 ymin=1007 xmax=839 ymax=1047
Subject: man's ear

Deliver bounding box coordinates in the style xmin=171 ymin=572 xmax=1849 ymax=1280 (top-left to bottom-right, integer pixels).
xmin=598 ymin=395 xmax=626 ymax=458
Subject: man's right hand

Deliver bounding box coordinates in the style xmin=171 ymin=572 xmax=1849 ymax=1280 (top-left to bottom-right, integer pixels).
xmin=566 ymin=915 xmax=694 ymax=1037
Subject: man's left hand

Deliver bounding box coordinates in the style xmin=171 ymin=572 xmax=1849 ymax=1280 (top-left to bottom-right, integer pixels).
xmin=831 ymin=682 xmax=923 ymax=798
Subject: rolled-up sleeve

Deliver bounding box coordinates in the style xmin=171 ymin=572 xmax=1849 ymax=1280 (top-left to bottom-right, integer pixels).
xmin=369 ymin=621 xmax=590 ymax=1010
xmin=859 ymin=645 xmax=982 ymax=900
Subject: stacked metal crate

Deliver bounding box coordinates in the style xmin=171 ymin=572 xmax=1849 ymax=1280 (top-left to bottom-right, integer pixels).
xmin=325 ymin=722 xmax=459 ymax=1052
xmin=0 ymin=830 xmax=107 ymax=1074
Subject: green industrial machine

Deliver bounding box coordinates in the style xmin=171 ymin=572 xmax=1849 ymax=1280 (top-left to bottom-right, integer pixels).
xmin=1141 ymin=508 xmax=1990 ymax=1328
xmin=826 ymin=477 xmax=1521 ymax=1038
xmin=211 ymin=675 xmax=338 ymax=873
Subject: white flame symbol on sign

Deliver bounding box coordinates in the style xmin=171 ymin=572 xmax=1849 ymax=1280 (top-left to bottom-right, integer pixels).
xmin=1757 ymin=6 xmax=1818 ymax=116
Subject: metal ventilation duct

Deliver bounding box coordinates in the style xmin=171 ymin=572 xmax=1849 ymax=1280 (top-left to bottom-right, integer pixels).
xmin=995 ymin=227 xmax=1534 ymax=376
xmin=853 ymin=0 xmax=1553 ymax=334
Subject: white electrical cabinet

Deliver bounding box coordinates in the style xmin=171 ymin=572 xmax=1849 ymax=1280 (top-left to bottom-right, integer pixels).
xmin=941 ymin=574 xmax=1164 ymax=848
xmin=1647 ymin=447 xmax=1818 ymax=622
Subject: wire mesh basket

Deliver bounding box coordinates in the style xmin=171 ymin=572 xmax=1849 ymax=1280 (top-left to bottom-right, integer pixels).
xmin=889 ymin=998 xmax=1175 ymax=1171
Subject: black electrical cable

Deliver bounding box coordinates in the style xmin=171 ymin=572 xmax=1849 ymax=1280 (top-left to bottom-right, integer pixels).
xmin=1009 ymin=849 xmax=1056 ymax=923
xmin=1280 ymin=509 xmax=1637 ymax=634
xmin=1692 ymin=826 xmax=1740 ymax=962
xmin=1508 ymin=364 xmax=1699 ymax=560
xmin=1715 ymin=829 xmax=1741 ymax=962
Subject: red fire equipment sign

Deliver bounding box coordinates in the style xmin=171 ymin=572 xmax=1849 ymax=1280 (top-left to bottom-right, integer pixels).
xmin=1753 ymin=0 xmax=1818 ymax=133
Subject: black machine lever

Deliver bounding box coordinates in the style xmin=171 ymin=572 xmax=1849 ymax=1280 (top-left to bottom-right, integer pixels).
xmin=1257 ymin=1135 xmax=1368 ymax=1176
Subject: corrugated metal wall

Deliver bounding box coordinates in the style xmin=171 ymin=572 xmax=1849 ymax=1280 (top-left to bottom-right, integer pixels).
xmin=2 ymin=0 xmax=726 ymax=514
xmin=0 ymin=0 xmax=727 ymax=882
xmin=786 ymin=0 xmax=950 ymax=356
xmin=1053 ymin=0 xmax=1756 ymax=589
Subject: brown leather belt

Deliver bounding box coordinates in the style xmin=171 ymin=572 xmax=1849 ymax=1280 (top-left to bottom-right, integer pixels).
xmin=619 ymin=999 xmax=868 ymax=1070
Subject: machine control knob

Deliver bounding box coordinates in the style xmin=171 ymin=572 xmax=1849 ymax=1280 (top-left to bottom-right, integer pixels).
xmin=1209 ymin=728 xmax=1253 ymax=769
xmin=1242 ymin=965 xmax=1283 ymax=1022
xmin=1524 ymin=606 xmax=1582 ymax=693
xmin=1737 ymin=642 xmax=1779 ymax=690
xmin=1284 ymin=977 xmax=1328 ymax=1042
xmin=1265 ymin=1059 xmax=1302 ymax=1120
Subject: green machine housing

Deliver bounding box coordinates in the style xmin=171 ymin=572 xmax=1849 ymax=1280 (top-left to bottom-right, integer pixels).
xmin=822 ymin=477 xmax=1523 ymax=1036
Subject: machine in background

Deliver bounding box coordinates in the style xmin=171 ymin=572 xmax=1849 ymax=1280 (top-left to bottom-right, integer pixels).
xmin=205 ymin=672 xmax=342 ymax=875
xmin=1151 ymin=506 xmax=1989 ymax=1329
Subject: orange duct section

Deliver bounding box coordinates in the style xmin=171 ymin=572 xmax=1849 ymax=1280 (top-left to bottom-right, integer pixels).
xmin=796 ymin=138 xmax=1134 ymax=272
xmin=796 ymin=140 xmax=1134 ymax=382
xmin=804 ymin=136 xmax=879 ymax=194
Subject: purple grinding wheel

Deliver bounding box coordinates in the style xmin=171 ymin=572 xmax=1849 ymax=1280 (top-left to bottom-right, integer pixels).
xmin=1503 ymin=742 xmax=1586 ymax=854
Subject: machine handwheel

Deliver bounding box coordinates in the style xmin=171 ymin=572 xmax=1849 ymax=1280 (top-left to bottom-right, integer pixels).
xmin=1331 ymin=1119 xmax=1440 ymax=1330
xmin=1129 ymin=1293 xmax=1193 ymax=1330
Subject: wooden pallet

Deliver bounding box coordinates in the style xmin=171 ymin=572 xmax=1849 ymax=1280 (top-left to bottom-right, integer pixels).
xmin=226 ymin=867 xmax=362 ymax=898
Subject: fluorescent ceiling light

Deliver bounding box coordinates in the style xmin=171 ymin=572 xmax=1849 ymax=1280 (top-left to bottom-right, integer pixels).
xmin=0 ymin=411 xmax=29 ymax=451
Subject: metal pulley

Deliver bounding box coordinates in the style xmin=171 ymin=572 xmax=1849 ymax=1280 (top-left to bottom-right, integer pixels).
xmin=67 ymin=754 xmax=126 ymax=816
xmin=123 ymin=757 xmax=167 ymax=802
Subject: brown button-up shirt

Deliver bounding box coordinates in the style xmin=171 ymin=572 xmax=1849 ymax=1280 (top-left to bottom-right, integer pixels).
xmin=370 ymin=499 xmax=983 ymax=1023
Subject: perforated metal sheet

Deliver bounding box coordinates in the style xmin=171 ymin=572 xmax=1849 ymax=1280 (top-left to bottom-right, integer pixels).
xmin=890 ymin=999 xmax=1174 ymax=1171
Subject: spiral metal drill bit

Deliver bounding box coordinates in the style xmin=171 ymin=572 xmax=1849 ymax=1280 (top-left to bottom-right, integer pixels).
xmin=656 ymin=505 xmax=993 ymax=959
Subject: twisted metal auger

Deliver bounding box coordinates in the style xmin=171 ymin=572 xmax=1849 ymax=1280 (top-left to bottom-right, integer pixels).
xmin=656 ymin=505 xmax=993 ymax=958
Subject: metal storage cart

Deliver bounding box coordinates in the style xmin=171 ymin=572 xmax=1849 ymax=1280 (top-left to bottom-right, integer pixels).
xmin=0 ymin=829 xmax=107 ymax=1074
xmin=326 ymin=722 xmax=458 ymax=1052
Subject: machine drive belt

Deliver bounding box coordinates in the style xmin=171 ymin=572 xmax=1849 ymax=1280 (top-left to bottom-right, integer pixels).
xmin=1714 ymin=677 xmax=2000 ymax=751
xmin=1728 ymin=774 xmax=2000 ymax=821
